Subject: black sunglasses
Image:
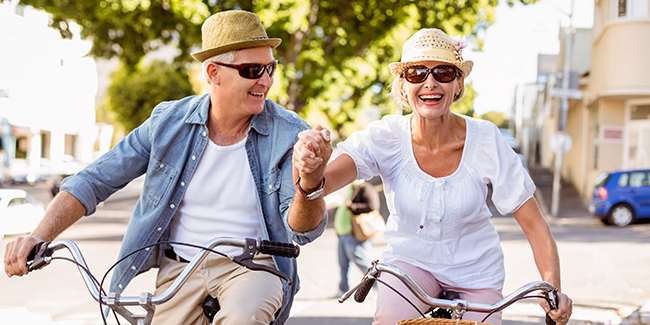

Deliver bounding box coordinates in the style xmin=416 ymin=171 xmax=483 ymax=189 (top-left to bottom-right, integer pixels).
xmin=402 ymin=65 xmax=460 ymax=83
xmin=212 ymin=60 xmax=278 ymax=79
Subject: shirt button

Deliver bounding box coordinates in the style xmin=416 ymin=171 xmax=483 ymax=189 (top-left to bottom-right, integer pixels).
xmin=181 ymin=182 xmax=185 ymax=186
xmin=170 ymin=204 xmax=175 ymax=208
xmin=157 ymin=227 xmax=162 ymax=231
xmin=159 ymin=163 xmax=164 ymax=168
xmin=118 ymin=284 xmax=123 ymax=289
xmin=145 ymin=247 xmax=150 ymax=251
xmin=419 ymin=225 xmax=424 ymax=229
xmin=192 ymin=155 xmax=196 ymax=160
xmin=203 ymin=131 xmax=207 ymax=137
xmin=131 ymin=266 xmax=136 ymax=270
xmin=268 ymin=184 xmax=272 ymax=189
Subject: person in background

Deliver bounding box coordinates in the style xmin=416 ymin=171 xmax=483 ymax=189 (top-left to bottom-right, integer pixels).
xmin=4 ymin=10 xmax=328 ymax=325
xmin=290 ymin=28 xmax=573 ymax=325
xmin=334 ymin=179 xmax=380 ymax=297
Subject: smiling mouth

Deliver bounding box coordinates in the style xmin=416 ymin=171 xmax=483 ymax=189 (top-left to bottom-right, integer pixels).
xmin=249 ymin=91 xmax=265 ymax=98
xmin=419 ymin=94 xmax=442 ymax=102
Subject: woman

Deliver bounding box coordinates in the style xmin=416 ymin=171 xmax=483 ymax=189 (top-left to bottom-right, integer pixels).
xmin=291 ymin=28 xmax=572 ymax=325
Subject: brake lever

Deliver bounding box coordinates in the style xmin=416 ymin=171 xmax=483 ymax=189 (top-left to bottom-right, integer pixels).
xmin=545 ymin=287 xmax=559 ymax=325
xmin=27 ymin=242 xmax=52 ymax=272
xmin=231 ymin=238 xmax=293 ymax=285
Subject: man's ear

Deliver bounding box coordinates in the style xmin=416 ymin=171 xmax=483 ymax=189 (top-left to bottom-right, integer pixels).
xmin=207 ymin=62 xmax=219 ymax=84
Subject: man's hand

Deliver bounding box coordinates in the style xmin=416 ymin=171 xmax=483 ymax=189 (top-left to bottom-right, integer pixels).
xmin=4 ymin=235 xmax=44 ymax=277
xmin=293 ymin=124 xmax=333 ymax=191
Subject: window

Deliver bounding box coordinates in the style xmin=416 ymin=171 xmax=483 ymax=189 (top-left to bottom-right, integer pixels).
xmin=618 ymin=173 xmax=629 ymax=186
xmin=615 ymin=0 xmax=649 ymax=18
xmin=629 ymin=172 xmax=646 ymax=187
xmin=8 ymin=197 xmax=29 ymax=207
xmin=631 ymin=105 xmax=650 ymax=120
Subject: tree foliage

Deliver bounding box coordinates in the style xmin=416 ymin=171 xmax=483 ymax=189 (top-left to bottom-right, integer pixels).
xmin=107 ymin=60 xmax=194 ymax=132
xmin=12 ymin=0 xmax=536 ymax=137
xmin=480 ymin=110 xmax=510 ymax=129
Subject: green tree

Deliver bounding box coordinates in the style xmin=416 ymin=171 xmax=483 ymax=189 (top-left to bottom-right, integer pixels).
xmin=480 ymin=110 xmax=510 ymax=129
xmin=107 ymin=60 xmax=194 ymax=132
xmin=11 ymin=0 xmax=536 ymax=137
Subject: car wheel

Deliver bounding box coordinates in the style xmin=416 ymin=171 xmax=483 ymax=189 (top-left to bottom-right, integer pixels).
xmin=607 ymin=204 xmax=635 ymax=227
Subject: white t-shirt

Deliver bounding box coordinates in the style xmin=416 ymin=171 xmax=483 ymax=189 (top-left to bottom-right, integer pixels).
xmin=169 ymin=137 xmax=264 ymax=259
xmin=337 ymin=114 xmax=535 ymax=290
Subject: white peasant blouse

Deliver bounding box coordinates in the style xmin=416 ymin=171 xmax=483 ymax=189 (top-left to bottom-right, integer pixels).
xmin=337 ymin=114 xmax=535 ymax=290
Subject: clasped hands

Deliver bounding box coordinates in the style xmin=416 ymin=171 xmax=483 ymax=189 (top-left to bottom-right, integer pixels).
xmin=293 ymin=125 xmax=333 ymax=192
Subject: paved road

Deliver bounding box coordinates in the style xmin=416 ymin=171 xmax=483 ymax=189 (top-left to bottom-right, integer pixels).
xmin=1 ymin=177 xmax=650 ymax=325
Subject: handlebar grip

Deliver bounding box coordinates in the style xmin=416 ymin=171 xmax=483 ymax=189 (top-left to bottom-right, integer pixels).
xmin=27 ymin=242 xmax=52 ymax=272
xmin=354 ymin=277 xmax=376 ymax=303
xmin=259 ymin=240 xmax=300 ymax=258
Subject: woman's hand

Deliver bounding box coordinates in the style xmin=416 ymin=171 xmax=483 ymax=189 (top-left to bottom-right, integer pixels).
xmin=541 ymin=292 xmax=573 ymax=325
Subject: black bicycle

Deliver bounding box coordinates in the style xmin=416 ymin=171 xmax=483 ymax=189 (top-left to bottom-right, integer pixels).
xmin=27 ymin=237 xmax=300 ymax=325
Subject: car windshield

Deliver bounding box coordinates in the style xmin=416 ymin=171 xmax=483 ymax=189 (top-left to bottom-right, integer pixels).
xmin=594 ymin=172 xmax=610 ymax=186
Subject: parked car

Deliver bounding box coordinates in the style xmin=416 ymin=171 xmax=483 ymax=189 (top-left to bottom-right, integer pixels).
xmin=0 ymin=189 xmax=45 ymax=239
xmin=588 ymin=169 xmax=650 ymax=227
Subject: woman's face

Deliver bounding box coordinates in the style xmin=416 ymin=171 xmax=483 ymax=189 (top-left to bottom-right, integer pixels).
xmin=401 ymin=60 xmax=464 ymax=120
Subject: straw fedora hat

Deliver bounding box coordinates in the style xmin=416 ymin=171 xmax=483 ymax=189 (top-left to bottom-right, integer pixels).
xmin=388 ymin=28 xmax=473 ymax=78
xmin=191 ymin=10 xmax=282 ymax=62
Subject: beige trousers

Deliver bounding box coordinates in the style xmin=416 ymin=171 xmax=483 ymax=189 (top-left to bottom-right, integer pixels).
xmin=151 ymin=253 xmax=283 ymax=325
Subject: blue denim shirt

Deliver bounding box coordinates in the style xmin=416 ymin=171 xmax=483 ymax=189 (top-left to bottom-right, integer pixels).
xmin=61 ymin=94 xmax=327 ymax=324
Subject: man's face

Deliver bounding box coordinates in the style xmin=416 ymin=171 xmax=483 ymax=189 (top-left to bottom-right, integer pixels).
xmin=213 ymin=46 xmax=275 ymax=116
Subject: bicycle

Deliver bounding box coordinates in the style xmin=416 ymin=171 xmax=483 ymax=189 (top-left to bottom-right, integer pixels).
xmin=338 ymin=260 xmax=558 ymax=325
xmin=26 ymin=237 xmax=300 ymax=325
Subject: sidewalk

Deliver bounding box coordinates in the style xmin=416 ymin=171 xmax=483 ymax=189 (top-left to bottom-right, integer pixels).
xmin=527 ymin=166 xmax=601 ymax=227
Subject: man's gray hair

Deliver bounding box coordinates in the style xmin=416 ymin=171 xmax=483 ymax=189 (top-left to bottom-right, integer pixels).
xmin=202 ymin=51 xmax=238 ymax=82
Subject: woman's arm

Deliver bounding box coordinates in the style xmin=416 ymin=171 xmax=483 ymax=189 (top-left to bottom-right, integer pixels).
xmin=513 ymin=197 xmax=573 ymax=325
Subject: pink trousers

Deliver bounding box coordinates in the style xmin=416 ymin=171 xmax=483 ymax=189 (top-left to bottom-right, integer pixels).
xmin=373 ymin=261 xmax=503 ymax=325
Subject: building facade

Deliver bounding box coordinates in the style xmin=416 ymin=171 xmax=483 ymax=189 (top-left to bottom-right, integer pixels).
xmin=0 ymin=1 xmax=106 ymax=183
xmin=536 ymin=0 xmax=650 ymax=200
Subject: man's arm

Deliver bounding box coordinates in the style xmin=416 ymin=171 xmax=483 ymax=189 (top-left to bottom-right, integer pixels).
xmin=4 ymin=191 xmax=86 ymax=277
xmin=287 ymin=125 xmax=333 ymax=232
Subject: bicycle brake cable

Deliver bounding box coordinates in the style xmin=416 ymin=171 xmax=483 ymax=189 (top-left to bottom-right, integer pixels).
xmin=376 ymin=278 xmax=427 ymax=319
xmin=480 ymin=295 xmax=555 ymax=323
xmin=97 ymin=241 xmax=228 ymax=325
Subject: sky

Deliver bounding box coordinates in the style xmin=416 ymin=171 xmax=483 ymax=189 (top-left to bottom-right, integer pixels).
xmin=465 ymin=0 xmax=594 ymax=116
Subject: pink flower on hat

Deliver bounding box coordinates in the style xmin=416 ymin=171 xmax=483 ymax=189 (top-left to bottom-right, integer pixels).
xmin=451 ymin=35 xmax=467 ymax=62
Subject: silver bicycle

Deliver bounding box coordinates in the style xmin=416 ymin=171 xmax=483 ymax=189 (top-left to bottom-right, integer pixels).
xmin=339 ymin=260 xmax=558 ymax=325
xmin=27 ymin=237 xmax=300 ymax=325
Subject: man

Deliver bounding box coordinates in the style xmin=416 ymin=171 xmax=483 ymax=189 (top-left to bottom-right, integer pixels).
xmin=4 ymin=10 xmax=328 ymax=325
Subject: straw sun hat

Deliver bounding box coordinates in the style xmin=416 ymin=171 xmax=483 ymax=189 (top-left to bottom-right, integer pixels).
xmin=191 ymin=10 xmax=282 ymax=62
xmin=388 ymin=28 xmax=473 ymax=78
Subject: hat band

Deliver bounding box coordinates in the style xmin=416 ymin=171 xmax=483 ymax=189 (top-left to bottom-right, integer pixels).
xmin=404 ymin=48 xmax=456 ymax=63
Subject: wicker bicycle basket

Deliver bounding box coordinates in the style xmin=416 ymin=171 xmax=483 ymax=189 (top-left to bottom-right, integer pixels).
xmin=397 ymin=318 xmax=491 ymax=325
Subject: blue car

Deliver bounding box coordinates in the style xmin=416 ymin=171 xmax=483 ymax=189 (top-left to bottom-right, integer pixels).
xmin=589 ymin=169 xmax=650 ymax=227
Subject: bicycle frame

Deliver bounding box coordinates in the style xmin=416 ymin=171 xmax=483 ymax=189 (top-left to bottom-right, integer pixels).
xmin=339 ymin=260 xmax=558 ymax=322
xmin=27 ymin=237 xmax=298 ymax=325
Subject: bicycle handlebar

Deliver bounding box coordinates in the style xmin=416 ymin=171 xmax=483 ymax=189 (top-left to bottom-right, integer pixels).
xmin=340 ymin=260 xmax=558 ymax=324
xmin=26 ymin=237 xmax=300 ymax=307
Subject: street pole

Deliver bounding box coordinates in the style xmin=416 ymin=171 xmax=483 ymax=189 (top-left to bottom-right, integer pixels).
xmin=550 ymin=0 xmax=575 ymax=219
